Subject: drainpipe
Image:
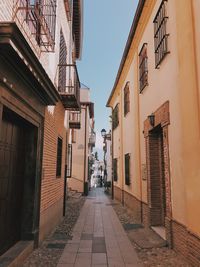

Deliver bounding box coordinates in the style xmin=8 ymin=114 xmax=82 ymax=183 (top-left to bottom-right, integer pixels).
xmin=83 ymin=105 xmax=88 ymax=195
xmin=111 ymin=107 xmax=114 ymax=200
xmin=136 ymin=48 xmax=143 ymax=223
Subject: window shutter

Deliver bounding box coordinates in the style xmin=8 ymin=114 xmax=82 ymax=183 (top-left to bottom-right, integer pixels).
xmin=125 ymin=153 xmax=130 ymax=185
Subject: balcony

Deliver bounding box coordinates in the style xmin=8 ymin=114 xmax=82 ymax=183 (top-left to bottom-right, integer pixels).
xmin=69 ymin=111 xmax=81 ymax=129
xmin=13 ymin=0 xmax=57 ymax=52
xmin=89 ymin=132 xmax=96 ymax=147
xmin=58 ymin=64 xmax=81 ymax=110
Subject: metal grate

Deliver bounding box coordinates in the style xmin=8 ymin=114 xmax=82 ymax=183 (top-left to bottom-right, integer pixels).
xmin=13 ymin=0 xmax=57 ymax=52
xmin=153 ymin=0 xmax=169 ymax=68
xmin=139 ymin=43 xmax=148 ymax=93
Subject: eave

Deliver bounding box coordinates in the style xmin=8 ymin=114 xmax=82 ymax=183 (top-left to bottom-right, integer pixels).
xmin=106 ymin=0 xmax=146 ymax=107
xmin=0 ymin=23 xmax=60 ymax=105
xmin=73 ymin=0 xmax=83 ymax=60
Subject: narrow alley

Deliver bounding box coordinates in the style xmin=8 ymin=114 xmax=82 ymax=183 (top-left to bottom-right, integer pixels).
xmin=0 ymin=0 xmax=200 ymax=266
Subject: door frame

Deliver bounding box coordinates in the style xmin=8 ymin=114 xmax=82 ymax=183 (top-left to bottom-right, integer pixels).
xmin=144 ymin=101 xmax=172 ymax=245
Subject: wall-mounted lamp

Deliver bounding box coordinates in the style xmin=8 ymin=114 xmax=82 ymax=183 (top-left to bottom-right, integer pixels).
xmin=148 ymin=113 xmax=155 ymax=127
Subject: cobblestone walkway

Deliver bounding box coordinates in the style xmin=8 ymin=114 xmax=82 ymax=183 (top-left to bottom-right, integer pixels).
xmin=57 ymin=188 xmax=142 ymax=267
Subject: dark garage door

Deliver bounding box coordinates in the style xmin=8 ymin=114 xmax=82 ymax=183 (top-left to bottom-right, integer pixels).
xmin=0 ymin=108 xmax=26 ymax=255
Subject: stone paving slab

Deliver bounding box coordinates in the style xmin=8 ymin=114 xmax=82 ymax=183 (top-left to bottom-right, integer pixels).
xmin=57 ymin=188 xmax=143 ymax=267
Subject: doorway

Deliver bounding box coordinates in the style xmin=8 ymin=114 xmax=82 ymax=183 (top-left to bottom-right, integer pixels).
xmin=0 ymin=107 xmax=38 ymax=255
xmin=148 ymin=125 xmax=166 ymax=227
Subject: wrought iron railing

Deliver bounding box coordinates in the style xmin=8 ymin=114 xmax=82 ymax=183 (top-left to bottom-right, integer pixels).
xmin=58 ymin=64 xmax=80 ymax=101
xmin=69 ymin=111 xmax=81 ymax=124
xmin=13 ymin=0 xmax=57 ymax=52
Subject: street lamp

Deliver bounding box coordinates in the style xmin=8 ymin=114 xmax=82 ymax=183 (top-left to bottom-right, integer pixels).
xmin=100 ymin=128 xmax=113 ymax=197
xmin=101 ymin=128 xmax=106 ymax=138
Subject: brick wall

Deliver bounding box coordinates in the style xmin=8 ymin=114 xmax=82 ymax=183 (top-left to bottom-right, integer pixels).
xmin=41 ymin=102 xmax=66 ymax=212
xmin=172 ymin=220 xmax=200 ymax=266
xmin=39 ymin=101 xmax=67 ymax=240
xmin=124 ymin=191 xmax=141 ymax=224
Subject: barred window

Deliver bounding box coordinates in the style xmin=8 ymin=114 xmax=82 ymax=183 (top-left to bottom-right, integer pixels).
xmin=113 ymin=158 xmax=118 ymax=182
xmin=153 ymin=0 xmax=169 ymax=68
xmin=13 ymin=0 xmax=57 ymax=51
xmin=139 ymin=43 xmax=148 ymax=93
xmin=124 ymin=82 xmax=130 ymax=116
xmin=72 ymin=129 xmax=76 ymax=143
xmin=125 ymin=153 xmax=130 ymax=185
xmin=112 ymin=104 xmax=119 ymax=130
xmin=67 ymin=144 xmax=72 ymax=178
xmin=58 ymin=30 xmax=67 ymax=92
xmin=56 ymin=137 xmax=63 ymax=177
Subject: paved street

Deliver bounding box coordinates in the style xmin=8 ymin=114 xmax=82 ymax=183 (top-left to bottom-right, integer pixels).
xmin=57 ymin=188 xmax=142 ymax=267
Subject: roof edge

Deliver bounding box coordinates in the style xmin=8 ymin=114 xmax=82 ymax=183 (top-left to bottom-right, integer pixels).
xmin=106 ymin=0 xmax=146 ymax=107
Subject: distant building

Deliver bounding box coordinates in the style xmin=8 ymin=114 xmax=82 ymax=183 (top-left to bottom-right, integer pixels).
xmin=68 ymin=86 xmax=95 ymax=194
xmin=107 ymin=0 xmax=200 ymax=265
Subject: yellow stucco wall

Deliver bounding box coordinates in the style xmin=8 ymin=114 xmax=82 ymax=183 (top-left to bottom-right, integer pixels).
xmin=108 ymin=0 xmax=200 ymax=236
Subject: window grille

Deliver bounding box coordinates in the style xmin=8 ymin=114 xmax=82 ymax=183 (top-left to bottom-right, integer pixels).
xmin=72 ymin=129 xmax=76 ymax=143
xmin=112 ymin=104 xmax=119 ymax=130
xmin=67 ymin=144 xmax=72 ymax=178
xmin=58 ymin=30 xmax=67 ymax=92
xmin=125 ymin=153 xmax=130 ymax=185
xmin=13 ymin=0 xmax=57 ymax=51
xmin=153 ymin=0 xmax=169 ymax=68
xmin=124 ymin=82 xmax=130 ymax=115
xmin=139 ymin=43 xmax=148 ymax=92
xmin=113 ymin=158 xmax=118 ymax=182
xmin=56 ymin=137 xmax=63 ymax=177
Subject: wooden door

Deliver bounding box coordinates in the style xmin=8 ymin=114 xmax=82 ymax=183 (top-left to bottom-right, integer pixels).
xmin=0 ymin=110 xmax=26 ymax=255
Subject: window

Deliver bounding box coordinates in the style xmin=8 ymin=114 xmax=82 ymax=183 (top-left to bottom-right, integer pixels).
xmin=13 ymin=0 xmax=57 ymax=51
xmin=72 ymin=129 xmax=76 ymax=143
xmin=67 ymin=144 xmax=72 ymax=178
xmin=124 ymin=82 xmax=130 ymax=115
xmin=56 ymin=137 xmax=63 ymax=177
xmin=58 ymin=30 xmax=67 ymax=92
xmin=153 ymin=0 xmax=169 ymax=68
xmin=113 ymin=158 xmax=118 ymax=182
xmin=139 ymin=43 xmax=148 ymax=92
xmin=112 ymin=104 xmax=119 ymax=130
xmin=125 ymin=153 xmax=130 ymax=185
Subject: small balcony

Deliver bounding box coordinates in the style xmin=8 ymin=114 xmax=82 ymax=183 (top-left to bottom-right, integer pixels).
xmin=13 ymin=0 xmax=57 ymax=52
xmin=69 ymin=111 xmax=81 ymax=129
xmin=58 ymin=64 xmax=81 ymax=110
xmin=89 ymin=132 xmax=96 ymax=147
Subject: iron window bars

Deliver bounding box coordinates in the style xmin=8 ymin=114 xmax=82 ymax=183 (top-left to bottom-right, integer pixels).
xmin=124 ymin=82 xmax=130 ymax=115
xmin=112 ymin=104 xmax=119 ymax=130
xmin=139 ymin=43 xmax=148 ymax=93
xmin=153 ymin=0 xmax=169 ymax=68
xmin=56 ymin=137 xmax=63 ymax=177
xmin=125 ymin=153 xmax=130 ymax=185
xmin=113 ymin=158 xmax=118 ymax=182
xmin=13 ymin=0 xmax=57 ymax=52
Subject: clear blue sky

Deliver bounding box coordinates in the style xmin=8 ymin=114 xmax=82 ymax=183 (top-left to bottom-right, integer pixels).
xmin=77 ymin=0 xmax=139 ymax=158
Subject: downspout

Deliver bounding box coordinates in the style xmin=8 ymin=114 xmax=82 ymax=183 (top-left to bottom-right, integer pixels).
xmin=83 ymin=105 xmax=88 ymax=195
xmin=120 ymin=91 xmax=124 ymax=205
xmin=136 ymin=48 xmax=143 ymax=223
xmin=111 ymin=107 xmax=114 ymax=199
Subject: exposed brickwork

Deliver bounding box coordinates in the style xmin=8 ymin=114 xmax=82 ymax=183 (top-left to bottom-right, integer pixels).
xmin=124 ymin=191 xmax=141 ymax=224
xmin=40 ymin=101 xmax=67 ymax=240
xmin=141 ymin=202 xmax=149 ymax=227
xmin=114 ymin=186 xmax=122 ymax=203
xmin=172 ymin=220 xmax=200 ymax=266
xmin=144 ymin=101 xmax=171 ymax=235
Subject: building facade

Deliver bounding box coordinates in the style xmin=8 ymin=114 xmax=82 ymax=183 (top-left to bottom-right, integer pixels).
xmin=68 ymin=86 xmax=95 ymax=194
xmin=107 ymin=0 xmax=200 ymax=265
xmin=0 ymin=0 xmax=83 ymax=261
